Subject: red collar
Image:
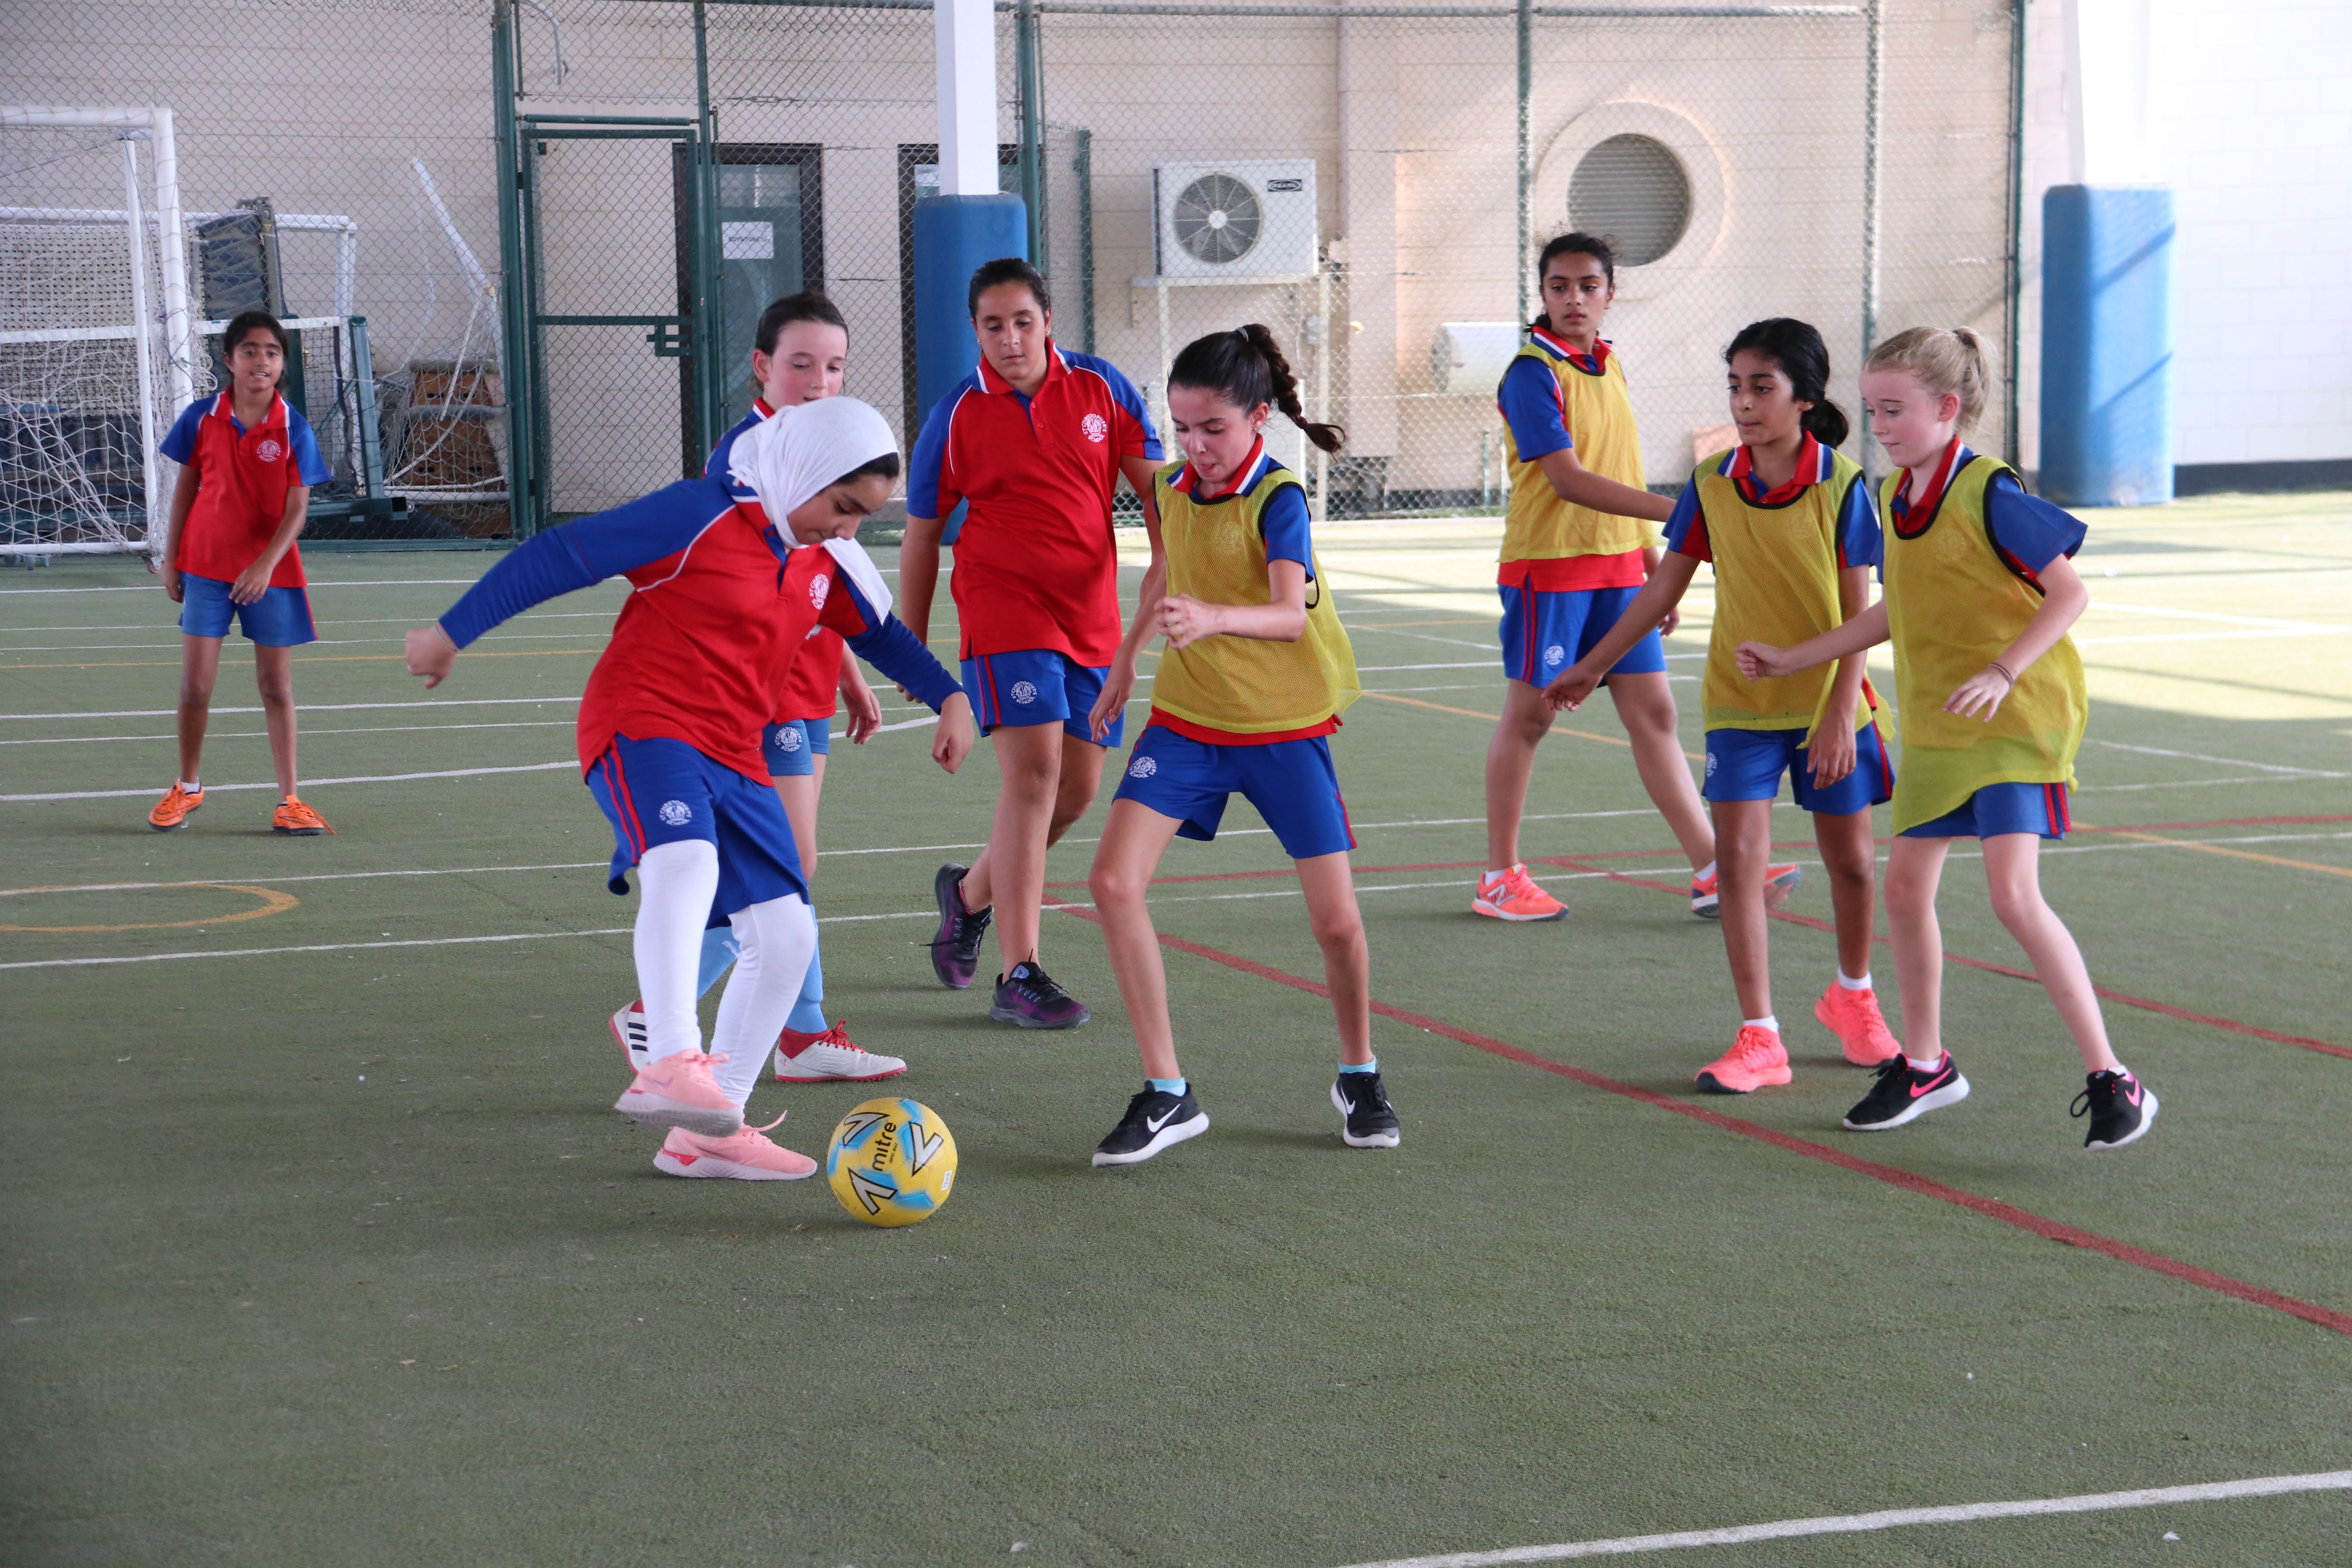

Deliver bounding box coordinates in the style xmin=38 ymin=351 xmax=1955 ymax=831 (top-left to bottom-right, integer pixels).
xmin=1529 ymin=325 xmax=1611 ymax=376
xmin=212 ymin=388 xmax=288 ymax=435
xmin=1891 ymin=438 xmax=1967 ymax=530
xmin=976 ymin=341 xmax=1064 ymax=397
xmin=1171 ymin=437 xmax=1268 ymax=501
xmin=1725 ymin=433 xmax=1824 ymax=506
xmin=751 ymin=398 xmax=776 ymax=421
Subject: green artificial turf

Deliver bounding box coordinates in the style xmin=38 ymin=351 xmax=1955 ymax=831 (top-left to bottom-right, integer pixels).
xmin=2 ymin=494 xmax=2349 ymax=1566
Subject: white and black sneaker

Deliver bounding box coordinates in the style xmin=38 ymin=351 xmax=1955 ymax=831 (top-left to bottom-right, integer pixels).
xmin=1091 ymin=1085 xmax=1209 ymax=1167
xmin=2073 ymin=1068 xmax=2158 ymax=1151
xmin=1841 ymin=1051 xmax=1971 ymax=1131
xmin=1331 ymin=1071 xmax=1401 ymax=1149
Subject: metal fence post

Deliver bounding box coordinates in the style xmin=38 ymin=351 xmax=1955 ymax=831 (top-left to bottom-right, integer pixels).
xmin=1017 ymin=0 xmax=1045 ymax=272
xmin=2003 ymin=0 xmax=2025 ymax=467
xmin=1515 ymin=0 xmax=1532 ymax=323
xmin=1860 ymin=0 xmax=1884 ymax=397
xmin=348 ymin=315 xmax=388 ymax=503
xmin=1073 ymin=125 xmax=1094 ymax=353
xmin=692 ymin=0 xmax=722 ymax=459
xmin=490 ymin=0 xmax=535 ymax=535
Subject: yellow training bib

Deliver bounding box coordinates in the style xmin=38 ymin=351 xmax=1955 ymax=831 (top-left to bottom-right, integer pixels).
xmin=1499 ymin=333 xmax=1656 ymax=566
xmin=1880 ymin=456 xmax=2087 ymax=831
xmin=1150 ymin=451 xmax=1359 ymax=737
xmin=1690 ymin=444 xmax=1878 ymax=740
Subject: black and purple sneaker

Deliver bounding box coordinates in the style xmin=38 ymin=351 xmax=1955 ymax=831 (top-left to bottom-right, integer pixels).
xmin=990 ymin=961 xmax=1090 ymax=1030
xmin=928 ymin=862 xmax=991 ymax=990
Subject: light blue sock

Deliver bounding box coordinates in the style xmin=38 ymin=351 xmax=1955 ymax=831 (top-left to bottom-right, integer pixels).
xmin=693 ymin=926 xmax=740 ymax=1000
xmin=1148 ymin=1076 xmax=1187 ymax=1096
xmin=1338 ymin=1057 xmax=1379 ymax=1075
xmin=785 ymin=925 xmax=828 ymax=1035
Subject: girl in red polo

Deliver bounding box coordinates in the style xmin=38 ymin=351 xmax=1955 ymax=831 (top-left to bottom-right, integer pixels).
xmin=150 ymin=311 xmax=333 ymax=835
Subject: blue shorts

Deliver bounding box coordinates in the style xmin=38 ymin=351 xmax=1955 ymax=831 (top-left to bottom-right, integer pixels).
xmin=760 ymin=717 xmax=832 ymax=778
xmin=586 ymin=735 xmax=807 ymax=924
xmin=178 ymin=573 xmax=316 ymax=646
xmin=1114 ymin=723 xmax=1356 ymax=860
xmin=1499 ymin=583 xmax=1666 ymax=685
xmin=961 ymin=648 xmax=1125 ymax=747
xmin=1704 ymin=722 xmax=1894 ymax=815
xmin=1901 ymin=781 xmax=2073 ymax=840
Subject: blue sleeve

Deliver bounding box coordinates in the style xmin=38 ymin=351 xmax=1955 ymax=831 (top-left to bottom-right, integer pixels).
xmin=1497 ymin=356 xmax=1571 ymax=460
xmin=906 ymin=391 xmax=958 ymax=519
xmin=158 ymin=401 xmax=205 ymax=464
xmin=1660 ymin=479 xmax=1708 ymax=560
xmin=285 ymin=410 xmax=331 ymax=486
xmin=436 ymin=479 xmax=727 ymax=647
xmin=1834 ymin=473 xmax=1881 ymax=571
xmin=1984 ymin=472 xmax=2086 ymax=574
xmin=848 ymin=618 xmax=961 ymax=712
xmin=1091 ymin=357 xmax=1164 ymax=461
xmin=1257 ymin=483 xmax=1314 ymax=578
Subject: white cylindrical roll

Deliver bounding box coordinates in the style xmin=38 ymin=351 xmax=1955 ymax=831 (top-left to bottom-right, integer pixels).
xmin=1429 ymin=322 xmax=1524 ymax=395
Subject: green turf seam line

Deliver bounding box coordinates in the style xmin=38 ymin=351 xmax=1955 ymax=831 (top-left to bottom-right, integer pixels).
xmin=1533 ymin=854 xmax=2352 ymax=1062
xmin=1331 ymin=1469 xmax=2352 ymax=1567
xmin=1046 ymin=903 xmax=2352 ymax=1339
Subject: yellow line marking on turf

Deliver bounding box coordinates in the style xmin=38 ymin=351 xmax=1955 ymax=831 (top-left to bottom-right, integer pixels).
xmin=1357 ymin=689 xmax=1708 ymax=762
xmin=0 ymin=882 xmax=297 ymax=933
xmin=2078 ymin=820 xmax=2352 ymax=879
xmin=0 ymin=649 xmax=601 ymax=671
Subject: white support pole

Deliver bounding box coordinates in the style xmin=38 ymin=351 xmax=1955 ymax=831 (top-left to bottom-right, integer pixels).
xmin=934 ymin=0 xmax=998 ymax=196
xmin=143 ymin=109 xmax=194 ymax=453
xmin=119 ymin=135 xmax=166 ymax=552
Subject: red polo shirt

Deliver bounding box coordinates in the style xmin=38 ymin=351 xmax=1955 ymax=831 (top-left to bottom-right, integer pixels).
xmin=907 ymin=342 xmax=1160 ymax=665
xmin=158 ymin=390 xmax=330 ymax=587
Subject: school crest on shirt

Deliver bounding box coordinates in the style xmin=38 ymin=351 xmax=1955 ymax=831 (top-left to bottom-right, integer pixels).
xmin=256 ymin=437 xmax=284 ymax=463
xmin=1081 ymin=413 xmax=1109 ymax=444
xmin=809 ymin=572 xmax=831 ymax=610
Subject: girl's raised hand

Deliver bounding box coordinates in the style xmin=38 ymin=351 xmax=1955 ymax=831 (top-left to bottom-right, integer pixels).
xmin=1158 ymin=593 xmax=1222 ymax=649
xmin=932 ymin=693 xmax=977 ymax=774
xmin=1943 ymin=665 xmax=2013 ymax=721
xmin=404 ymin=624 xmax=459 ymax=689
xmin=1544 ymin=663 xmax=1601 ymax=711
xmin=1734 ymin=641 xmax=1791 ymax=681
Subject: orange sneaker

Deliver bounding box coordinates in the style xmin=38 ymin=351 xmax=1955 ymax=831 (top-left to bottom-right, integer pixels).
xmin=1472 ymin=863 xmax=1567 ymax=922
xmin=1690 ymin=862 xmax=1802 ymax=918
xmin=1815 ymin=982 xmax=1903 ymax=1067
xmin=652 ymin=1114 xmax=816 ymax=1181
xmin=272 ymin=796 xmax=334 ymax=836
xmin=614 ymin=1049 xmax=742 ymax=1137
xmin=1694 ymin=1025 xmax=1793 ymax=1094
xmin=147 ymin=781 xmax=203 ymax=831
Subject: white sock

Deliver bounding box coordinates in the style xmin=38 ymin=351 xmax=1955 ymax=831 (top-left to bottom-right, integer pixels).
xmin=1838 ymin=971 xmax=1873 ymax=991
xmin=1906 ymin=1051 xmax=1941 ymax=1071
xmin=1744 ymin=1015 xmax=1780 ymax=1034
xmin=634 ymin=839 xmax=720 ymax=1063
xmin=1696 ymin=859 xmax=1717 ymax=882
xmin=180 ymin=779 xmax=201 ymax=791
xmin=709 ymin=893 xmax=817 ymax=1108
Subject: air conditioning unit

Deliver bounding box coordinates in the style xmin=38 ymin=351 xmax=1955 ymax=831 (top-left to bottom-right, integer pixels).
xmin=1152 ymin=160 xmax=1319 ymax=280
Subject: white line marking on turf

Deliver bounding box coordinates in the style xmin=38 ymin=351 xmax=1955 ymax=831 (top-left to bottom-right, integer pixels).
xmin=0 ymin=632 xmax=591 ymax=653
xmin=0 ymin=720 xmax=577 ymax=746
xmin=1328 ymin=1469 xmax=2352 ymax=1567
xmin=0 ymin=579 xmax=491 ymax=594
xmin=0 ymin=697 xmax=579 ymax=721
xmin=2 ymin=761 xmax=577 ymax=802
xmin=2087 ymin=737 xmax=2344 ymax=777
xmin=2091 ymin=600 xmax=2347 ymax=633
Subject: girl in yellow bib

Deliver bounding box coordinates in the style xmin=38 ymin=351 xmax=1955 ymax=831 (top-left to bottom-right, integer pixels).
xmin=1478 ymin=233 xmax=1792 ymax=923
xmin=1084 ymin=326 xmax=1392 ymax=1167
xmin=1737 ymin=327 xmax=2157 ymax=1151
xmin=1547 ymin=319 xmax=1899 ymax=1095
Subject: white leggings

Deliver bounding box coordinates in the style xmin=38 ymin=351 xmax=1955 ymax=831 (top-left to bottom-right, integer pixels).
xmin=633 ymin=839 xmax=817 ymax=1107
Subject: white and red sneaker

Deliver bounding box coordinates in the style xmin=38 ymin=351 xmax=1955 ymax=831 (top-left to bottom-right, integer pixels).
xmin=773 ymin=1019 xmax=907 ymax=1083
xmin=613 ymin=1049 xmax=741 ymax=1137
xmin=652 ymin=1115 xmax=817 ymax=1180
xmin=610 ymin=1002 xmax=650 ymax=1070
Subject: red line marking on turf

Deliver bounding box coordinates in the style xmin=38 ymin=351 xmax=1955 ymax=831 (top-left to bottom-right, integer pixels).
xmin=1048 ymin=900 xmax=2352 ymax=1338
xmin=1533 ymin=855 xmax=2352 ymax=1062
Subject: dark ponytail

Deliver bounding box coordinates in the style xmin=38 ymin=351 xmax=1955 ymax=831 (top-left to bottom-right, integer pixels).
xmin=1167 ymin=323 xmax=1346 ymax=455
xmin=1530 ymin=232 xmax=1615 ymax=329
xmin=1723 ymin=316 xmax=1849 ymax=449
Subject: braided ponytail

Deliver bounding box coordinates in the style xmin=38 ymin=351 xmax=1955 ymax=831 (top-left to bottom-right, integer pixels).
xmin=1168 ymin=324 xmax=1347 ymax=454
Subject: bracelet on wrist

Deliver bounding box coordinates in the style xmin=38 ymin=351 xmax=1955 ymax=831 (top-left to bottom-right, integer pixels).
xmin=1987 ymin=659 xmax=2016 ymax=686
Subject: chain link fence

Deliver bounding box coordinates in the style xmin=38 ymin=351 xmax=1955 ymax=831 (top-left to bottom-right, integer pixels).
xmin=2 ymin=0 xmax=2019 ymax=550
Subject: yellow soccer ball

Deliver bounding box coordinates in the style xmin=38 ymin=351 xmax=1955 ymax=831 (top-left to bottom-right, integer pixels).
xmin=825 ymin=1098 xmax=958 ymax=1228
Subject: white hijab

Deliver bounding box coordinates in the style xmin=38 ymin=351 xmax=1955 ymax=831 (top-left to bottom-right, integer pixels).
xmin=729 ymin=395 xmax=897 ymax=522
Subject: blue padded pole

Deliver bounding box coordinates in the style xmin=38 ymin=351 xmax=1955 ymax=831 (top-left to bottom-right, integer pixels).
xmin=2038 ymin=184 xmax=2174 ymax=506
xmin=912 ymin=193 xmax=1026 ymax=543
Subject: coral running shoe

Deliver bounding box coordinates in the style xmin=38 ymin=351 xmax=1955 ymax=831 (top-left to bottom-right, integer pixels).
xmin=928 ymin=862 xmax=992 ymax=989
xmin=1472 ymin=863 xmax=1567 ymax=922
xmin=2073 ymin=1068 xmax=2158 ymax=1152
xmin=1690 ymin=862 xmax=1801 ymax=917
xmin=772 ymin=1019 xmax=907 ymax=1083
xmin=1815 ymin=982 xmax=1903 ymax=1067
xmin=1694 ymin=1025 xmax=1794 ymax=1094
xmin=613 ymin=1049 xmax=741 ymax=1137
xmin=147 ymin=781 xmax=203 ymax=831
xmin=653 ymin=1114 xmax=816 ymax=1180
xmin=610 ymin=1002 xmax=650 ymax=1070
xmin=272 ymin=796 xmax=334 ymax=836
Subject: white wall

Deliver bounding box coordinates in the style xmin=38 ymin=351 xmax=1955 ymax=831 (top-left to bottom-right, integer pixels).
xmin=2020 ymin=0 xmax=2352 ymax=471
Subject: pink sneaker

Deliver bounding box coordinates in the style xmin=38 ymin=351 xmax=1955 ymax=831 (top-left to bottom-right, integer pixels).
xmin=613 ymin=1049 xmax=741 ymax=1137
xmin=652 ymin=1114 xmax=817 ymax=1181
xmin=1693 ymin=1025 xmax=1794 ymax=1094
xmin=1472 ymin=863 xmax=1568 ymax=922
xmin=1815 ymin=982 xmax=1903 ymax=1067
